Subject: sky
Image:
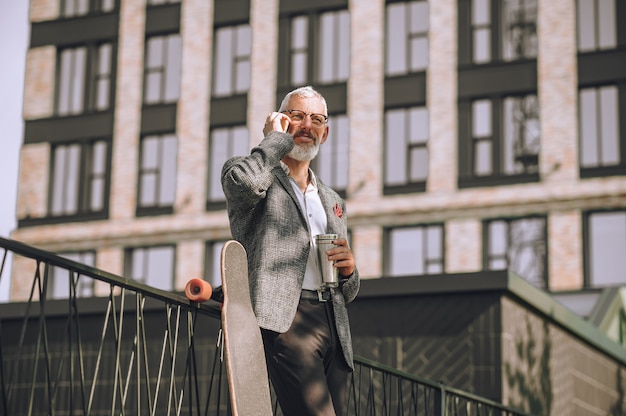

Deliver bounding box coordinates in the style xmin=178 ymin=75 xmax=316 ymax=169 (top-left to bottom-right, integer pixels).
xmin=0 ymin=2 xmax=29 ymax=301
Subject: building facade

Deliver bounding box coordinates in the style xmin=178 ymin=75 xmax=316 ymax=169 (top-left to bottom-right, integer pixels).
xmin=11 ymin=0 xmax=626 ymax=319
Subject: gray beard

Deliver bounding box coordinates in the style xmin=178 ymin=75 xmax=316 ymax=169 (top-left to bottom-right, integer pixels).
xmin=287 ymin=142 xmax=320 ymax=161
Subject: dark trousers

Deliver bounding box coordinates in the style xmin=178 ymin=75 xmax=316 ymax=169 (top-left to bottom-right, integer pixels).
xmin=261 ymin=298 xmax=350 ymax=416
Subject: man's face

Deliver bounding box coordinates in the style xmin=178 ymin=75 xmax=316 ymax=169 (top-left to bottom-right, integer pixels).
xmin=283 ymin=96 xmax=329 ymax=162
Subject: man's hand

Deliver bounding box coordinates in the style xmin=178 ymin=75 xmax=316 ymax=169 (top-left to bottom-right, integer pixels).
xmin=263 ymin=112 xmax=291 ymax=136
xmin=327 ymin=238 xmax=355 ymax=278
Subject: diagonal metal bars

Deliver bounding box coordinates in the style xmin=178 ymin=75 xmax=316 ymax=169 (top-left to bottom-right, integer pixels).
xmin=0 ymin=237 xmax=531 ymax=416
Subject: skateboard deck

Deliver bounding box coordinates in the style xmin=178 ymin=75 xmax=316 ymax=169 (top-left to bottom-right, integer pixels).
xmin=220 ymin=240 xmax=272 ymax=415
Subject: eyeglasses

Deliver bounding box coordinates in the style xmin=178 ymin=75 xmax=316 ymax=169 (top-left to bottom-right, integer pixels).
xmin=282 ymin=109 xmax=328 ymax=127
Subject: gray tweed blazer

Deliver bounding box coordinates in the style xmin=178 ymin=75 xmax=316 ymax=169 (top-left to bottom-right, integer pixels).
xmin=221 ymin=131 xmax=360 ymax=368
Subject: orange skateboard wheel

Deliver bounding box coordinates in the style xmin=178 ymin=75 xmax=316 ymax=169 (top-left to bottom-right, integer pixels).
xmin=185 ymin=278 xmax=213 ymax=302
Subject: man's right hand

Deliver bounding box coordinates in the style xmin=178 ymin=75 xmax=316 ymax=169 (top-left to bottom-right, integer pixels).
xmin=263 ymin=112 xmax=291 ymax=136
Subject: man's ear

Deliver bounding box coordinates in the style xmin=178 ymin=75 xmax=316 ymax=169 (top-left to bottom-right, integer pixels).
xmin=320 ymin=125 xmax=329 ymax=144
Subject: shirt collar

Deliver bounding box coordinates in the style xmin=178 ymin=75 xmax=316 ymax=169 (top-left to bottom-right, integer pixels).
xmin=280 ymin=161 xmax=318 ymax=189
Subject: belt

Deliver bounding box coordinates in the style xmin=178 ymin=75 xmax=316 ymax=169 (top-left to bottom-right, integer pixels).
xmin=301 ymin=289 xmax=332 ymax=302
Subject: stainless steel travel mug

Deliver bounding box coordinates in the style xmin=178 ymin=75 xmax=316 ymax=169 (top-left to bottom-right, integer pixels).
xmin=315 ymin=234 xmax=339 ymax=288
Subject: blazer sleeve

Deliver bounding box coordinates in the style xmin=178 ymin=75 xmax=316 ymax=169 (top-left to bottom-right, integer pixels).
xmin=221 ymin=131 xmax=294 ymax=209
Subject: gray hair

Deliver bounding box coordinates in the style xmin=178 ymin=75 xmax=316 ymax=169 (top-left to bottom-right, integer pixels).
xmin=278 ymin=86 xmax=328 ymax=115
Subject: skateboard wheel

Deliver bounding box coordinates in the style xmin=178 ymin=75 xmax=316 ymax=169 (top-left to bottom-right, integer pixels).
xmin=185 ymin=278 xmax=213 ymax=302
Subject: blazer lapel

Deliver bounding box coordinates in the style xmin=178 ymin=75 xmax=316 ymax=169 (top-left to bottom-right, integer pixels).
xmin=318 ymin=184 xmax=342 ymax=235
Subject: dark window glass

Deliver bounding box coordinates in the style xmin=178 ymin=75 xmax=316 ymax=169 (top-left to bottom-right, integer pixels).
xmin=138 ymin=134 xmax=178 ymax=209
xmin=126 ymin=246 xmax=176 ymax=291
xmin=50 ymin=139 xmax=110 ymax=217
xmin=386 ymin=224 xmax=444 ymax=276
xmin=384 ymin=106 xmax=429 ymax=187
xmin=485 ymin=216 xmax=547 ymax=288
xmin=577 ymin=0 xmax=617 ymax=52
xmin=386 ymin=0 xmax=429 ymax=75
xmin=213 ymin=24 xmax=252 ymax=97
xmin=208 ymin=126 xmax=249 ymax=204
xmin=144 ymin=34 xmax=182 ymax=104
xmin=579 ymin=85 xmax=620 ymax=169
xmin=56 ymin=43 xmax=114 ymax=115
xmin=50 ymin=251 xmax=96 ymax=299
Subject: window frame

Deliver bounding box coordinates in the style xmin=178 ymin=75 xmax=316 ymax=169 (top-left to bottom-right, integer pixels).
xmin=124 ymin=245 xmax=177 ymax=291
xmin=55 ymin=42 xmax=116 ymax=117
xmin=483 ymin=215 xmax=548 ymax=289
xmin=136 ymin=133 xmax=179 ymax=216
xmin=48 ymin=138 xmax=112 ymax=222
xmin=383 ymin=224 xmax=445 ymax=277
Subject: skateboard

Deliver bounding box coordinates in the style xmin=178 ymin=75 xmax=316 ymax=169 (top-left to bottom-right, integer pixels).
xmin=185 ymin=240 xmax=272 ymax=415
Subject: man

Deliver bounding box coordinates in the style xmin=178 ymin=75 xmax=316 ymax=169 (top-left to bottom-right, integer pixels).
xmin=221 ymin=85 xmax=360 ymax=415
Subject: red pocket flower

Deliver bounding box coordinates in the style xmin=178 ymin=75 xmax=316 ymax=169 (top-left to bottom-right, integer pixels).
xmin=333 ymin=203 xmax=343 ymax=218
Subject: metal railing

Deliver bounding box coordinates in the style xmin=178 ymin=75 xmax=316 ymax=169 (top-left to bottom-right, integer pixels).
xmin=0 ymin=237 xmax=530 ymax=416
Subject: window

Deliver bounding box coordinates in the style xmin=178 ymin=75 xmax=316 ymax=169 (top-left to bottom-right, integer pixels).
xmin=485 ymin=216 xmax=547 ymax=288
xmin=212 ymin=24 xmax=252 ymax=97
xmin=49 ymin=252 xmax=96 ymax=299
xmin=205 ymin=240 xmax=227 ymax=288
xmin=138 ymin=134 xmax=178 ymax=213
xmin=579 ymin=85 xmax=621 ymax=171
xmin=386 ymin=0 xmax=429 ymax=76
xmin=56 ymin=43 xmax=114 ymax=115
xmin=50 ymin=139 xmax=110 ymax=218
xmin=125 ymin=246 xmax=175 ymax=291
xmin=577 ymin=0 xmax=617 ymax=52
xmin=468 ymin=94 xmax=539 ymax=180
xmin=385 ymin=225 xmax=444 ymax=276
xmin=283 ymin=9 xmax=350 ymax=86
xmin=311 ymin=114 xmax=349 ymax=194
xmin=144 ymin=34 xmax=182 ymax=104
xmin=585 ymin=211 xmax=626 ymax=287
xmin=60 ymin=0 xmax=116 ymax=18
xmin=384 ymin=106 xmax=429 ymax=193
xmin=207 ymin=126 xmax=249 ymax=207
xmin=468 ymin=0 xmax=538 ymax=65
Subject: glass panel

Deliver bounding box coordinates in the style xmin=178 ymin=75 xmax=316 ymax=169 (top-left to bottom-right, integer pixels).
xmin=142 ymin=136 xmax=159 ymax=169
xmin=58 ymin=50 xmax=72 ymax=114
xmin=579 ymin=88 xmax=598 ymax=167
xmin=160 ymin=135 xmax=178 ymax=205
xmin=232 ymin=126 xmax=249 ymax=157
xmin=213 ymin=27 xmax=233 ymax=96
xmin=165 ymin=35 xmax=182 ymax=101
xmin=426 ymin=226 xmax=442 ymax=259
xmin=71 ymin=48 xmax=86 ymax=113
xmin=333 ymin=116 xmax=350 ymax=189
xmin=319 ymin=12 xmax=335 ymax=83
xmin=51 ymin=147 xmax=67 ymax=215
xmin=146 ymin=246 xmax=174 ymax=290
xmin=599 ymin=86 xmax=619 ymax=165
xmin=209 ymin=241 xmax=225 ymax=287
xmin=101 ymin=0 xmax=115 ymax=12
xmin=386 ymin=3 xmax=407 ymax=75
xmin=597 ymin=0 xmax=617 ymax=49
xmin=473 ymin=28 xmax=491 ymax=63
xmin=390 ymin=228 xmax=424 ymax=276
xmin=410 ymin=37 xmax=429 ymax=71
xmin=589 ymin=212 xmax=626 ymax=286
xmin=336 ymin=11 xmax=350 ymax=81
xmin=475 ymin=140 xmax=492 ymax=176
xmin=291 ymin=16 xmax=308 ymax=84
xmin=235 ymin=26 xmax=252 ymax=92
xmin=209 ymin=129 xmax=229 ymax=200
xmin=411 ymin=1 xmax=429 ymax=32
xmin=385 ymin=109 xmax=407 ymax=185
xmin=488 ymin=220 xmax=507 ymax=269
xmin=131 ymin=248 xmax=146 ymax=281
xmin=577 ymin=0 xmax=595 ymax=51
xmin=502 ymin=0 xmax=538 ymax=61
xmin=472 ymin=100 xmax=492 ymax=137
xmin=141 ymin=174 xmax=157 ymax=205
xmin=64 ymin=145 xmax=81 ymax=214
xmin=146 ymin=37 xmax=164 ymax=68
xmin=409 ymin=107 xmax=428 ymax=144
xmin=410 ymin=147 xmax=428 ymax=181
xmin=472 ymin=0 xmax=490 ymax=25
